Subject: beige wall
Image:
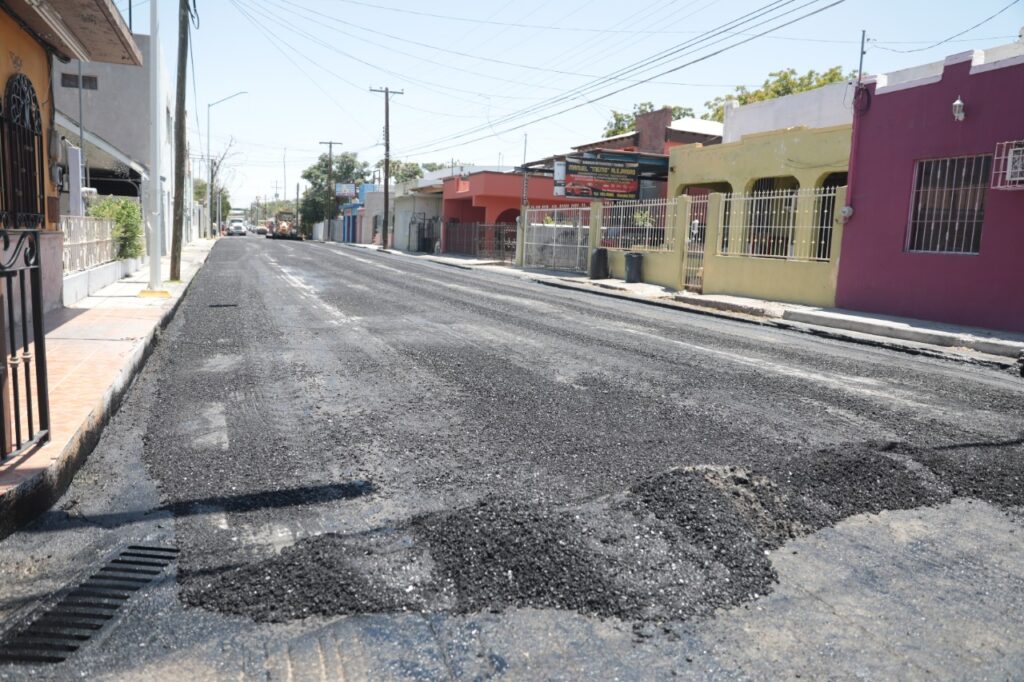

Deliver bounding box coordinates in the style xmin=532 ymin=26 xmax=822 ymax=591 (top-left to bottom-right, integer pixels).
xmin=669 ymin=125 xmax=851 ymax=195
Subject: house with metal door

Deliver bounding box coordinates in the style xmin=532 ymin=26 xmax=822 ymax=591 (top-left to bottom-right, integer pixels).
xmin=667 ymin=82 xmax=853 ymax=305
xmin=0 ymin=1 xmax=140 ymax=461
xmin=836 ymin=37 xmax=1024 ymax=332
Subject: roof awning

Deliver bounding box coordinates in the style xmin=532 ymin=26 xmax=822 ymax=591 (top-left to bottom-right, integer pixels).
xmin=6 ymin=0 xmax=142 ymax=65
xmin=521 ymin=150 xmax=670 ymax=181
xmin=55 ymin=110 xmax=146 ymax=177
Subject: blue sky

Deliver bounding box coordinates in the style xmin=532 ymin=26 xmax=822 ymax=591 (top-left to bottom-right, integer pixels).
xmin=120 ymin=0 xmax=1023 ymax=205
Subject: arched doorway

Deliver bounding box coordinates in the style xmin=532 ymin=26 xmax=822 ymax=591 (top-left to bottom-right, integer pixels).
xmin=495 ymin=208 xmax=519 ymax=225
xmin=2 ymin=74 xmax=46 ymax=228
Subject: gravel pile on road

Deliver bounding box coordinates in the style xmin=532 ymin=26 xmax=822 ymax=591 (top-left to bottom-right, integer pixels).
xmin=183 ymin=443 xmax=991 ymax=626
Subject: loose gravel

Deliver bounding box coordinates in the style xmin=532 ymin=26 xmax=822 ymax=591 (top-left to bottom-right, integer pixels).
xmin=139 ymin=242 xmax=1024 ymax=628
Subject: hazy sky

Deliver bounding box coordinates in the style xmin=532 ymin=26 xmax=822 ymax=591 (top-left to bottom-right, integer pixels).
xmin=121 ymin=0 xmax=1023 ymax=205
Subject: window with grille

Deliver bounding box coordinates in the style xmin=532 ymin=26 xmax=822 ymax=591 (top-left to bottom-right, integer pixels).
xmin=60 ymin=73 xmax=97 ymax=89
xmin=907 ymin=155 xmax=991 ymax=254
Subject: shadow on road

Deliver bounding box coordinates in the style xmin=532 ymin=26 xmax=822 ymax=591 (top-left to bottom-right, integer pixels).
xmin=24 ymin=480 xmax=375 ymax=534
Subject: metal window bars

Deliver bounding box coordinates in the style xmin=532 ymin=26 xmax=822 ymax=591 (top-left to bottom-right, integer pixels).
xmin=907 ymin=155 xmax=991 ymax=254
xmin=992 ymin=140 xmax=1024 ymax=191
xmin=719 ymin=187 xmax=839 ymax=262
xmin=599 ymin=198 xmax=677 ymax=251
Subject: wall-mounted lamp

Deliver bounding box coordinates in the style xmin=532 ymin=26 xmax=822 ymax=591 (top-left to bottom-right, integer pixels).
xmin=952 ymin=96 xmax=965 ymax=122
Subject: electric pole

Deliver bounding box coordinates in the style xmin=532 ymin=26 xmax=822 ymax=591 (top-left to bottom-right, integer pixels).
xmin=370 ymin=86 xmax=403 ymax=250
xmin=320 ymin=141 xmax=342 ymax=240
xmin=171 ymin=0 xmax=190 ymax=281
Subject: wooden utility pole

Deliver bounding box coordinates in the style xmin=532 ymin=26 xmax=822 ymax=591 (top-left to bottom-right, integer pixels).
xmin=319 ymin=141 xmax=342 ymax=240
xmin=170 ymin=0 xmax=190 ymax=280
xmin=370 ymin=87 xmax=403 ymax=250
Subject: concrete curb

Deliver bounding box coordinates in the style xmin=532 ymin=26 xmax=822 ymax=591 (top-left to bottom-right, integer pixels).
xmin=0 ymin=248 xmax=212 ymax=540
xmin=532 ymin=278 xmax=1021 ymax=372
xmin=781 ymin=309 xmax=1024 ymax=359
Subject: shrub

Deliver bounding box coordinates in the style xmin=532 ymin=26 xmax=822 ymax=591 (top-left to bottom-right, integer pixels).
xmin=88 ymin=197 xmax=144 ymax=259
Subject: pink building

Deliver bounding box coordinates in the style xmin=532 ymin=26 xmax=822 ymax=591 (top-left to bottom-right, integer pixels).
xmin=837 ymin=39 xmax=1024 ymax=332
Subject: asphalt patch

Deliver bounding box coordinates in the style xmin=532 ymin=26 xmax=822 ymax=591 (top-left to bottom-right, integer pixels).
xmin=179 ymin=442 xmax=1009 ymax=627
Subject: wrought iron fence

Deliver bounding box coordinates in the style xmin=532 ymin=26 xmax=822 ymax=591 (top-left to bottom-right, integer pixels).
xmin=600 ymin=198 xmax=677 ymax=251
xmin=719 ymin=187 xmax=839 ymax=261
xmin=0 ymin=227 xmax=50 ymax=461
xmin=61 ymin=216 xmax=118 ymax=273
xmin=523 ymin=205 xmax=590 ymax=272
xmin=443 ymin=223 xmax=517 ymax=262
xmin=683 ymin=195 xmax=709 ymax=292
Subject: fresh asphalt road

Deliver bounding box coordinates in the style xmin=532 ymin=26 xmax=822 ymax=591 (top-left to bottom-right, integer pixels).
xmin=0 ymin=237 xmax=1022 ymax=680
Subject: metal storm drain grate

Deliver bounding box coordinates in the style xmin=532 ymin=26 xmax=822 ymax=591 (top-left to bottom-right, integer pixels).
xmin=208 ymin=303 xmax=238 ymax=308
xmin=0 ymin=546 xmax=178 ymax=664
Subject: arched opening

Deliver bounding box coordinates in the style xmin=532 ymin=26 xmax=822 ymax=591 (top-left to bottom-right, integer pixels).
xmin=2 ymin=74 xmax=45 ymax=228
xmin=495 ymin=208 xmax=519 ymax=225
xmin=812 ymin=172 xmax=848 ymax=260
xmin=746 ymin=176 xmax=800 ymax=257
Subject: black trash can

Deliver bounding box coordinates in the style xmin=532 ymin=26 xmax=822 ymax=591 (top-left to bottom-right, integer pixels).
xmin=624 ymin=252 xmax=643 ymax=283
xmin=589 ymin=248 xmax=609 ymax=280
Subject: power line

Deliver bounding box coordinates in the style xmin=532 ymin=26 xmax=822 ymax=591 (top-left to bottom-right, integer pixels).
xmin=397 ymin=0 xmax=846 ymax=157
xmin=871 ymin=0 xmax=1021 ymax=53
xmin=396 ymin=0 xmax=824 ymax=155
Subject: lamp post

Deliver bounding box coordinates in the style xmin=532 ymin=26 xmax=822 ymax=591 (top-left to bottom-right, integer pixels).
xmin=206 ymin=91 xmax=247 ymax=238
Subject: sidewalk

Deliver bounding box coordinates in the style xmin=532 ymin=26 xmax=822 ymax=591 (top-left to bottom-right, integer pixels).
xmin=0 ymin=239 xmax=216 ymax=538
xmin=338 ymin=242 xmax=1024 ymax=371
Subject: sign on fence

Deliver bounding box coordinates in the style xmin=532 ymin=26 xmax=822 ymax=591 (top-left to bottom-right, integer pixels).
xmin=564 ymin=156 xmax=639 ymax=200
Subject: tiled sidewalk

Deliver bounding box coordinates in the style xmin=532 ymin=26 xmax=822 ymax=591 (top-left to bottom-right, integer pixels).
xmin=0 ymin=240 xmax=215 ymax=537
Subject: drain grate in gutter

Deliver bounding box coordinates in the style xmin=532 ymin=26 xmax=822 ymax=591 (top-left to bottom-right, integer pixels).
xmin=208 ymin=303 xmax=238 ymax=308
xmin=0 ymin=546 xmax=178 ymax=665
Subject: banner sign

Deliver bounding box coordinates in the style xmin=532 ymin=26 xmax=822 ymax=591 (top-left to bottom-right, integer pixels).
xmin=564 ymin=156 xmax=639 ymax=200
xmin=553 ymin=160 xmax=566 ymax=197
xmin=335 ymin=182 xmax=356 ymax=198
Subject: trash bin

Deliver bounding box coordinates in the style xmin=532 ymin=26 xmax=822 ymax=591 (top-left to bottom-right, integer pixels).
xmin=624 ymin=252 xmax=643 ymax=283
xmin=589 ymin=248 xmax=609 ymax=280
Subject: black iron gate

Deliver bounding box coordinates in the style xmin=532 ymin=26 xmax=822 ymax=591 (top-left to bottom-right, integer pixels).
xmin=443 ymin=223 xmax=516 ymax=262
xmin=0 ymin=73 xmax=51 ymax=459
xmin=0 ymin=229 xmax=50 ymax=459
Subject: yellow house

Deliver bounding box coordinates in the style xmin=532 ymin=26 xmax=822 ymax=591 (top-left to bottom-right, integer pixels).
xmin=1 ymin=1 xmax=141 ymax=307
xmin=667 ymin=85 xmax=853 ymax=307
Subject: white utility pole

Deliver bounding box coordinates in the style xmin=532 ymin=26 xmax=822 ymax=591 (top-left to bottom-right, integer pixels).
xmin=147 ymin=0 xmax=163 ymax=290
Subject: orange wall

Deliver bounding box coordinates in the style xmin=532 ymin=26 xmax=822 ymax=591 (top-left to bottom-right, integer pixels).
xmin=442 ymin=172 xmax=588 ymax=224
xmin=1 ymin=11 xmax=57 ymax=228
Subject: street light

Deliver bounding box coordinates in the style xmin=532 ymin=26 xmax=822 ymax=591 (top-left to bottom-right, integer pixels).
xmin=207 ymin=90 xmax=247 ymax=237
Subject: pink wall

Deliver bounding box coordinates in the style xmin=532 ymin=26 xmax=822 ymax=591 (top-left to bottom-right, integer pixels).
xmin=837 ymin=54 xmax=1024 ymax=332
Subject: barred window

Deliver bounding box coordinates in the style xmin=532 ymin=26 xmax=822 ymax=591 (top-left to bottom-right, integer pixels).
xmin=907 ymin=155 xmax=991 ymax=254
xmin=60 ymin=73 xmax=97 ymax=89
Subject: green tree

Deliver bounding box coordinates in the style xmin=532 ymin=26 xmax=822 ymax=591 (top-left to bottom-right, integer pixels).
xmin=603 ymin=103 xmax=695 ymax=137
xmin=420 ymin=162 xmax=447 ymax=173
xmin=88 ymin=197 xmax=144 ymax=258
xmin=192 ymin=178 xmax=231 ymax=220
xmin=375 ymin=159 xmax=423 ymax=184
xmin=702 ymin=67 xmax=855 ymax=122
xmin=299 ymin=152 xmax=370 ymax=227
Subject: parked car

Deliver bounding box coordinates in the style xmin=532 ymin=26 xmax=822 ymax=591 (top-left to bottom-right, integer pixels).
xmin=256 ymin=226 xmax=268 ymax=235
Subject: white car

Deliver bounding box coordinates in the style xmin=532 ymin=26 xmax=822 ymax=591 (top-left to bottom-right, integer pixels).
xmin=228 ymin=222 xmax=246 ymax=236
